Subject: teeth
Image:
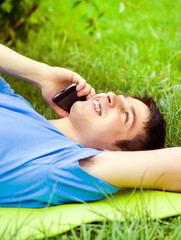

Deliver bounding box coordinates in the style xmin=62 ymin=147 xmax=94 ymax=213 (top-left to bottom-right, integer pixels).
xmin=93 ymin=100 xmax=101 ymax=115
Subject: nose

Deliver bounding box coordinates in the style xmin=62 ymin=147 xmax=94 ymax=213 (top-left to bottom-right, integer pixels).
xmin=107 ymin=92 xmax=124 ymax=108
xmin=107 ymin=92 xmax=117 ymax=107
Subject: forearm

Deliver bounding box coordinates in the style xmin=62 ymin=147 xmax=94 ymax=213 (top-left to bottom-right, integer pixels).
xmin=0 ymin=44 xmax=49 ymax=88
xmin=85 ymin=147 xmax=181 ymax=192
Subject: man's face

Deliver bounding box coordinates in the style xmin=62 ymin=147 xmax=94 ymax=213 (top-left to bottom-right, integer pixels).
xmin=69 ymin=92 xmax=150 ymax=150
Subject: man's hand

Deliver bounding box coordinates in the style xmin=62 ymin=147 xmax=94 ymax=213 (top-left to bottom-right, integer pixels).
xmin=40 ymin=66 xmax=96 ymax=117
xmin=0 ymin=44 xmax=95 ymax=118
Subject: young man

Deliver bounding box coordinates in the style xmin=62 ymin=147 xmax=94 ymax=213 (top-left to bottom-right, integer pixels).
xmin=0 ymin=44 xmax=181 ymax=208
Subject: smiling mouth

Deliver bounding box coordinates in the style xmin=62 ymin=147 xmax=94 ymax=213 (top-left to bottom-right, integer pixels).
xmin=92 ymin=99 xmax=101 ymax=116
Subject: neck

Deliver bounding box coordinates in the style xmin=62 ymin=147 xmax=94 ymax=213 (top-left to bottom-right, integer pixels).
xmin=49 ymin=118 xmax=81 ymax=144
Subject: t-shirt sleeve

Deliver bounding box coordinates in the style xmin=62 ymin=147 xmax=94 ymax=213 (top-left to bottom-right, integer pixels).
xmin=0 ymin=76 xmax=14 ymax=95
xmin=47 ymin=147 xmax=121 ymax=205
xmin=0 ymin=76 xmax=33 ymax=108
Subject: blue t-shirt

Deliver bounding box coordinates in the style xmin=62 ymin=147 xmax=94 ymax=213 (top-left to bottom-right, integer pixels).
xmin=0 ymin=77 xmax=119 ymax=208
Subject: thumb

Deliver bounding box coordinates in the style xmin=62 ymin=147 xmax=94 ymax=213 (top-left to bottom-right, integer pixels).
xmin=51 ymin=103 xmax=70 ymax=118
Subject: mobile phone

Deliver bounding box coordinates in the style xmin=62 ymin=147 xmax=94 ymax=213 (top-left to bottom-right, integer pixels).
xmin=52 ymin=83 xmax=86 ymax=113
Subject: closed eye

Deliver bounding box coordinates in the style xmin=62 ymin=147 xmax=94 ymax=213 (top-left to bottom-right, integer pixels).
xmin=125 ymin=112 xmax=129 ymax=122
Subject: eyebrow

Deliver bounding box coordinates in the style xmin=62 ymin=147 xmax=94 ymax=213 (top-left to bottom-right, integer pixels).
xmin=121 ymin=93 xmax=129 ymax=98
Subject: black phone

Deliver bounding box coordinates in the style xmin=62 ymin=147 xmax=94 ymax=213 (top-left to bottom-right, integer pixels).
xmin=52 ymin=83 xmax=86 ymax=113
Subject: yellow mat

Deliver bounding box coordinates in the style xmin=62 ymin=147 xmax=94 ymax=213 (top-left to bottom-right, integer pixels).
xmin=0 ymin=189 xmax=181 ymax=239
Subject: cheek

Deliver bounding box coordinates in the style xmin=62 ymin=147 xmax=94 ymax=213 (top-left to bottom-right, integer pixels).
xmin=111 ymin=113 xmax=123 ymax=127
xmin=104 ymin=115 xmax=123 ymax=136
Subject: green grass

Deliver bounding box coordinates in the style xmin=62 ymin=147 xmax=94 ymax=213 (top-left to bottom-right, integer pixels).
xmin=1 ymin=0 xmax=181 ymax=239
xmin=41 ymin=216 xmax=181 ymax=240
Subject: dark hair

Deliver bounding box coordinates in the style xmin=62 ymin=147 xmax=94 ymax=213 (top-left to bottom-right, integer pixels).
xmin=115 ymin=95 xmax=166 ymax=151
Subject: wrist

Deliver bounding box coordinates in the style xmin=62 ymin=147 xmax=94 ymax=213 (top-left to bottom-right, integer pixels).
xmin=29 ymin=62 xmax=51 ymax=89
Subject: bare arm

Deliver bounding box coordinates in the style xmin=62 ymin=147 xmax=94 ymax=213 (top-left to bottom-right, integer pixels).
xmin=0 ymin=44 xmax=47 ymax=88
xmin=80 ymin=147 xmax=181 ymax=192
xmin=0 ymin=44 xmax=95 ymax=117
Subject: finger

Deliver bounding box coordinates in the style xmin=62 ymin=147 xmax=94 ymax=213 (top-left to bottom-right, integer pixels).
xmin=86 ymin=87 xmax=96 ymax=99
xmin=72 ymin=73 xmax=87 ymax=91
xmin=51 ymin=102 xmax=69 ymax=118
xmin=77 ymin=83 xmax=92 ymax=97
xmin=76 ymin=79 xmax=86 ymax=91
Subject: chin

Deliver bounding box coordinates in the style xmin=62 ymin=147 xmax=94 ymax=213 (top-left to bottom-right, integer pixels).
xmin=70 ymin=101 xmax=81 ymax=113
xmin=69 ymin=101 xmax=86 ymax=123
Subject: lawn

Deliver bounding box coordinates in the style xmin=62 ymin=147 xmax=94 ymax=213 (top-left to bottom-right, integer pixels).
xmin=1 ymin=0 xmax=181 ymax=239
